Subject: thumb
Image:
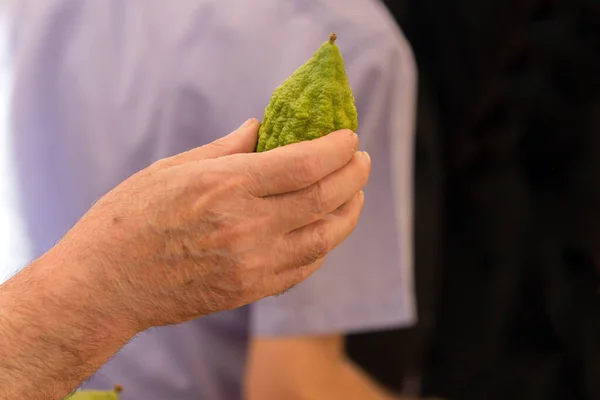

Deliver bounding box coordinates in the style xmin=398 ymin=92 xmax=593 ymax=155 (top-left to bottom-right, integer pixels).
xmin=166 ymin=118 xmax=260 ymax=165
xmin=204 ymin=118 xmax=260 ymax=157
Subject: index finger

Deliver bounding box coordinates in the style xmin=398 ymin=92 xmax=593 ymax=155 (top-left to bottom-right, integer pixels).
xmin=240 ymin=129 xmax=359 ymax=197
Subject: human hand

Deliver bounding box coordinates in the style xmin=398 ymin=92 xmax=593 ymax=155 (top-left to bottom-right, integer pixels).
xmin=49 ymin=118 xmax=370 ymax=333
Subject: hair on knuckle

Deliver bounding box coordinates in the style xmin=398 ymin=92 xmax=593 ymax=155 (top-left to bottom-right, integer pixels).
xmin=295 ymin=247 xmax=319 ymax=268
xmin=309 ymin=225 xmax=330 ymax=261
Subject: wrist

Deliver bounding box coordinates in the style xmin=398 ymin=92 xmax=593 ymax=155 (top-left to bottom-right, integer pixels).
xmin=0 ymin=246 xmax=135 ymax=399
xmin=34 ymin=240 xmax=139 ymax=342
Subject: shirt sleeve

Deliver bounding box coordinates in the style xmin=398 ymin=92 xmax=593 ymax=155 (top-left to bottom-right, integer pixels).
xmin=250 ymin=29 xmax=418 ymax=337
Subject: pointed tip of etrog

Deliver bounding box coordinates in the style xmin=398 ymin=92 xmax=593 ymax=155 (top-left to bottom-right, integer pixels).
xmin=329 ymin=33 xmax=337 ymax=44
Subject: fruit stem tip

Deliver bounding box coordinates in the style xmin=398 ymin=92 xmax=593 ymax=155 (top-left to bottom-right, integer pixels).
xmin=329 ymin=33 xmax=337 ymax=43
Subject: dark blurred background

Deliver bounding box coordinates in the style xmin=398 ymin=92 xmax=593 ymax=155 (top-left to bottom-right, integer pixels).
xmin=347 ymin=0 xmax=600 ymax=398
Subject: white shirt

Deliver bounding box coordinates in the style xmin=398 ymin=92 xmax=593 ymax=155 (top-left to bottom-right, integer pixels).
xmin=5 ymin=0 xmax=417 ymax=398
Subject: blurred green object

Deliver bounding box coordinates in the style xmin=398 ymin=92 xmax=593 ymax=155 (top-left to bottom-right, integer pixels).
xmin=64 ymin=392 xmax=117 ymax=400
xmin=63 ymin=385 xmax=122 ymax=400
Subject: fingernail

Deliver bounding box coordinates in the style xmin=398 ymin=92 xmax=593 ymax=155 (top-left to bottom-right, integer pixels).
xmin=360 ymin=151 xmax=370 ymax=162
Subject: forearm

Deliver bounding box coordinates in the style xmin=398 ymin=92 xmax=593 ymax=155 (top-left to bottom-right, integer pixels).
xmin=0 ymin=247 xmax=134 ymax=399
xmin=246 ymin=355 xmax=400 ymax=400
xmin=246 ymin=334 xmax=408 ymax=400
xmin=334 ymin=358 xmax=403 ymax=400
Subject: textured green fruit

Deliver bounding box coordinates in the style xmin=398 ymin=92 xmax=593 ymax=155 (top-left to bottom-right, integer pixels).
xmin=256 ymin=33 xmax=358 ymax=152
xmin=63 ymin=385 xmax=122 ymax=400
xmin=63 ymin=392 xmax=118 ymax=400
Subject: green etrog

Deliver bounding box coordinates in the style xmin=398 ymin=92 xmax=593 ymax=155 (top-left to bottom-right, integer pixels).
xmin=256 ymin=33 xmax=358 ymax=152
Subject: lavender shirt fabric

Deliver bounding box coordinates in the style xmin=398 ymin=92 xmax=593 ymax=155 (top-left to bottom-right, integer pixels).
xmin=6 ymin=0 xmax=417 ymax=398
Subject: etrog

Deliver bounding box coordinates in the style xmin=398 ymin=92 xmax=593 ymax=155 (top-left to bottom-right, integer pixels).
xmin=63 ymin=392 xmax=118 ymax=400
xmin=256 ymin=33 xmax=358 ymax=152
xmin=63 ymin=385 xmax=122 ymax=400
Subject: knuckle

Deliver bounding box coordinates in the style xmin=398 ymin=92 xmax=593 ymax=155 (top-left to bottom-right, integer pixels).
xmin=260 ymin=212 xmax=279 ymax=233
xmin=202 ymin=169 xmax=248 ymax=199
xmin=220 ymin=220 xmax=260 ymax=253
xmin=198 ymin=208 xmax=228 ymax=232
xmin=291 ymin=153 xmax=318 ymax=186
xmin=236 ymin=217 xmax=265 ymax=244
xmin=298 ymin=225 xmax=330 ymax=265
xmin=231 ymin=176 xmax=251 ymax=196
xmin=295 ymin=263 xmax=314 ymax=281
xmin=312 ymin=225 xmax=331 ymax=256
xmin=150 ymin=157 xmax=174 ymax=170
xmin=201 ymin=136 xmax=238 ymax=159
xmin=235 ymin=246 xmax=261 ymax=272
xmin=218 ymin=169 xmax=245 ymax=190
xmin=305 ymin=181 xmax=327 ymax=215
xmin=199 ymin=213 xmax=245 ymax=252
xmin=206 ymin=138 xmax=228 ymax=153
xmin=240 ymin=165 xmax=266 ymax=196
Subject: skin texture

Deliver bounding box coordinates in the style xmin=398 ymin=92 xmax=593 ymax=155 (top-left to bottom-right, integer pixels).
xmin=245 ymin=335 xmax=418 ymax=400
xmin=0 ymin=120 xmax=371 ymax=400
xmin=256 ymin=34 xmax=359 ymax=152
